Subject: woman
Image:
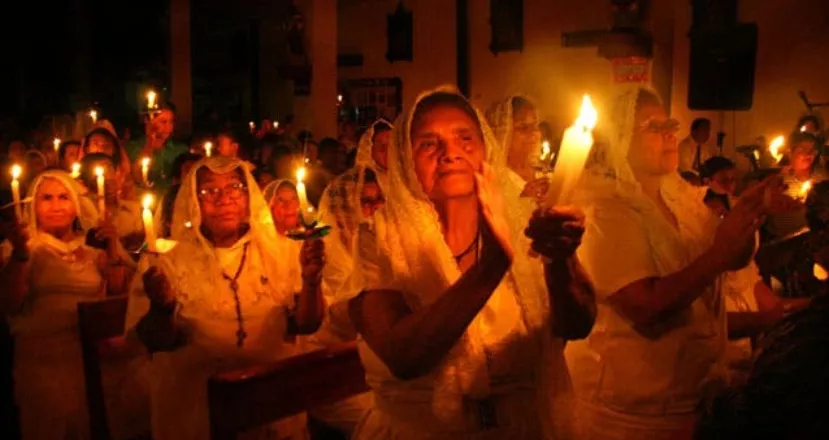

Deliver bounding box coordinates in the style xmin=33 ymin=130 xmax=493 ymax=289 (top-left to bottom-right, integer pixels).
xmin=264 ymin=179 xmax=301 ymax=236
xmin=1 ymin=170 xmax=130 ymax=439
xmin=342 ymin=87 xmax=595 ymax=439
xmin=58 ymin=140 xmax=82 ymax=171
xmin=82 ymin=125 xmax=136 ymax=200
xmin=565 ymin=86 xmax=776 ymax=440
xmin=126 ymin=156 xmax=324 ymax=439
xmin=485 ymin=95 xmax=549 ymax=200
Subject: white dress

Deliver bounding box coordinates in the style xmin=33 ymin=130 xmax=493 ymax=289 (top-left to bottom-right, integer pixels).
xmin=126 ymin=236 xmax=307 ymax=440
xmin=10 ymin=236 xmax=104 ymax=440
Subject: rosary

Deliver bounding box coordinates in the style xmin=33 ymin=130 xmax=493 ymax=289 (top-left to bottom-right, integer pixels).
xmin=221 ymin=243 xmax=250 ymax=347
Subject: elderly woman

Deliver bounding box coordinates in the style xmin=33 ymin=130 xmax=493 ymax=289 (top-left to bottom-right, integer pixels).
xmin=126 ymin=157 xmax=324 ymax=439
xmin=1 ymin=170 xmax=129 ymax=439
xmin=264 ymin=179 xmax=302 ymax=236
xmin=341 ymin=87 xmax=595 ymax=439
xmin=565 ymin=87 xmax=778 ymax=440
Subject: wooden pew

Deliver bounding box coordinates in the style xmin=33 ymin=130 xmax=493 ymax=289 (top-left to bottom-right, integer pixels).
xmin=208 ymin=342 xmax=369 ymax=440
xmin=77 ymin=296 xmax=128 ymax=440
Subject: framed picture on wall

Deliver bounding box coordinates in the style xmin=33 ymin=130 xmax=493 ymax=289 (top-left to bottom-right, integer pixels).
xmin=490 ymin=0 xmax=524 ymax=54
xmin=340 ymin=78 xmax=403 ymax=128
xmin=386 ymin=2 xmax=413 ymax=63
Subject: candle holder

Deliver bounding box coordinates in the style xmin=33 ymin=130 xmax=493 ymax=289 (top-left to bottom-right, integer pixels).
xmin=136 ymin=238 xmax=179 ymax=256
xmin=286 ymin=217 xmax=332 ymax=241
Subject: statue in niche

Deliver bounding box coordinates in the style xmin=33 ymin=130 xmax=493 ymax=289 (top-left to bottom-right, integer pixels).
xmin=386 ymin=1 xmax=413 ymax=63
xmin=490 ymin=0 xmax=523 ymax=54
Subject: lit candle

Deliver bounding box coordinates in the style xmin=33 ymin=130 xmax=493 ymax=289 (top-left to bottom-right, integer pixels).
xmin=204 ymin=141 xmax=213 ymax=157
xmin=540 ymin=140 xmax=551 ymax=162
xmin=545 ymin=95 xmax=598 ymax=206
xmin=10 ymin=165 xmax=22 ymax=222
xmin=146 ymin=90 xmax=157 ymax=112
xmin=800 ymin=125 xmax=807 ymax=133
xmin=337 ymin=94 xmax=343 ymax=104
xmin=71 ymin=163 xmax=81 ymax=179
xmin=295 ymin=167 xmax=314 ymax=225
xmin=89 ymin=109 xmax=98 ymax=124
xmin=95 ymin=166 xmax=106 ymax=218
xmin=273 ymin=121 xmax=279 ymax=129
xmin=249 ymin=121 xmax=255 ymax=132
xmin=53 ymin=137 xmax=61 ymax=153
xmin=799 ymin=180 xmax=813 ymax=199
xmin=141 ymin=194 xmax=157 ymax=252
xmin=769 ymin=135 xmax=785 ymax=163
xmin=140 ymin=157 xmax=151 ymax=186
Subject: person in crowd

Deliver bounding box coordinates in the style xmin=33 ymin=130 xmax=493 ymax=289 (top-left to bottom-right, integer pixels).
xmin=263 ymin=179 xmax=301 ymax=236
xmin=82 ymin=124 xmax=136 ymax=200
xmin=678 ymin=117 xmax=717 ymax=175
xmin=125 ymin=103 xmax=189 ymax=193
xmin=565 ymin=87 xmax=781 ymax=440
xmin=156 ymin=152 xmax=201 ymax=238
xmin=341 ymin=87 xmax=595 ymax=439
xmin=317 ymin=137 xmax=346 ymax=177
xmin=700 ymin=157 xmax=810 ymax=381
xmin=126 ymin=156 xmax=324 ymax=439
xmin=696 ymin=293 xmax=829 ymax=440
xmin=58 ymin=140 xmax=82 ymax=171
xmin=765 ymin=131 xmax=828 ymax=241
xmin=5 ymin=138 xmax=27 ymax=163
xmin=23 ymin=150 xmax=47 ymax=182
xmin=1 ymin=170 xmax=130 ymax=439
xmin=216 ymin=129 xmax=242 ymax=159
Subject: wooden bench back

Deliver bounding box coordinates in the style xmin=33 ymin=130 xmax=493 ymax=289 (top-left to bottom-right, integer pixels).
xmin=77 ymin=296 xmax=128 ymax=440
xmin=208 ymin=342 xmax=369 ymax=440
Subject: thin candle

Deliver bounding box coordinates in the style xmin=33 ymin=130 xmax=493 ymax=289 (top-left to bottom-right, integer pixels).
xmin=70 ymin=163 xmax=81 ymax=179
xmin=10 ymin=164 xmax=22 ymax=221
xmin=140 ymin=157 xmax=151 ymax=186
xmin=142 ymin=194 xmax=157 ymax=252
xmin=545 ymin=95 xmax=598 ymax=206
xmin=146 ymin=90 xmax=157 ymax=110
xmin=53 ymin=138 xmax=61 ymax=153
xmin=95 ymin=166 xmax=106 ymax=218
xmin=204 ymin=141 xmax=213 ymax=157
xmin=295 ymin=167 xmax=313 ymax=226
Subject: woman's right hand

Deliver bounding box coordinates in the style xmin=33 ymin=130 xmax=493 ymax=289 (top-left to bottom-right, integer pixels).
xmin=143 ymin=266 xmax=174 ymax=306
xmin=710 ymin=177 xmax=774 ymax=269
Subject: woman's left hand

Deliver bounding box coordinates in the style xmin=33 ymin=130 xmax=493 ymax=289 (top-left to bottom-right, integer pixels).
xmin=525 ymin=206 xmax=586 ymax=260
xmin=300 ymin=239 xmax=325 ymax=286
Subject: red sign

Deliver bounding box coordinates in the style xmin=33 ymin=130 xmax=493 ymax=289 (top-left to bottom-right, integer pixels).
xmin=612 ymin=57 xmax=650 ymax=84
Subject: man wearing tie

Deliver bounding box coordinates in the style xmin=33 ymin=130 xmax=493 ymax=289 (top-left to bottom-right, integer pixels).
xmin=679 ymin=118 xmax=717 ymax=175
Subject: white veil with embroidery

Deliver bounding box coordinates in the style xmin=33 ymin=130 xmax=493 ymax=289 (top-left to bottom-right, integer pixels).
xmin=348 ymin=86 xmax=572 ymax=437
xmin=25 ymin=170 xmax=100 ymax=252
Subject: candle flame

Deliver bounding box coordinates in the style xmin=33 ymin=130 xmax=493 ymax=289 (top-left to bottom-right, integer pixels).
xmin=94 ymin=166 xmax=104 ymax=177
xmin=541 ymin=140 xmax=551 ymax=161
xmin=815 ymin=263 xmax=829 ymax=281
xmin=800 ymin=180 xmax=813 ymax=197
xmin=141 ymin=157 xmax=151 ymax=167
xmin=296 ymin=167 xmax=307 ymax=183
xmin=53 ymin=137 xmax=61 ymax=151
xmin=146 ymin=90 xmax=157 ymax=109
xmin=204 ymin=141 xmax=213 ymax=156
xmin=769 ymin=135 xmax=785 ymax=162
xmin=89 ymin=110 xmax=97 ymax=122
xmin=273 ymin=121 xmax=279 ymax=129
xmin=753 ymin=150 xmax=760 ymax=161
xmin=142 ymin=193 xmax=154 ymax=210
xmin=71 ymin=163 xmax=81 ymax=177
xmin=801 ymin=125 xmax=808 ymax=133
xmin=10 ymin=164 xmax=21 ymax=179
xmin=576 ymin=95 xmax=598 ymax=131
xmin=249 ymin=121 xmax=255 ymax=128
xmin=337 ymin=94 xmax=343 ymax=102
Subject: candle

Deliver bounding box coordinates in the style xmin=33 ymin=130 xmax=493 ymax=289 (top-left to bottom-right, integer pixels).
xmin=273 ymin=121 xmax=279 ymax=129
xmin=89 ymin=110 xmax=98 ymax=124
xmin=799 ymin=180 xmax=812 ymax=199
xmin=204 ymin=141 xmax=213 ymax=157
xmin=140 ymin=157 xmax=151 ymax=186
xmin=53 ymin=137 xmax=61 ymax=153
xmin=146 ymin=90 xmax=157 ymax=110
xmin=800 ymin=125 xmax=807 ymax=133
xmin=337 ymin=94 xmax=343 ymax=104
xmin=71 ymin=163 xmax=81 ymax=179
xmin=545 ymin=95 xmax=598 ymax=206
xmin=295 ymin=167 xmax=313 ymax=225
xmin=142 ymin=194 xmax=157 ymax=252
xmin=540 ymin=140 xmax=551 ymax=162
xmin=10 ymin=165 xmax=22 ymax=222
xmin=95 ymin=166 xmax=106 ymax=218
xmin=249 ymin=121 xmax=255 ymax=132
xmin=769 ymin=135 xmax=785 ymax=163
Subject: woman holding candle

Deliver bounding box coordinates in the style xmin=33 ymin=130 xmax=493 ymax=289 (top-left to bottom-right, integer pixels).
xmin=0 ymin=170 xmax=130 ymax=439
xmin=340 ymin=87 xmax=595 ymax=439
xmin=82 ymin=125 xmax=136 ymax=201
xmin=564 ymin=86 xmax=784 ymax=440
xmin=125 ymin=156 xmax=324 ymax=439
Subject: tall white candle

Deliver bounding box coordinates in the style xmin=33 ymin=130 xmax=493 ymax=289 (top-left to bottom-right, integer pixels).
xmin=140 ymin=157 xmax=151 ymax=186
xmin=146 ymin=90 xmax=157 ymax=111
xmin=204 ymin=141 xmax=213 ymax=157
xmin=142 ymin=194 xmax=157 ymax=252
xmin=545 ymin=95 xmax=598 ymax=206
xmin=295 ymin=167 xmax=313 ymax=225
xmin=53 ymin=137 xmax=61 ymax=153
xmin=10 ymin=165 xmax=22 ymax=222
xmin=95 ymin=166 xmax=106 ymax=218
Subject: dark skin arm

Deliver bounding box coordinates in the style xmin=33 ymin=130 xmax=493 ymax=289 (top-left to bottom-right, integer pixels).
xmin=728 ymin=281 xmax=811 ymax=339
xmin=292 ymin=239 xmax=326 ymax=334
xmin=134 ymin=267 xmax=182 ymax=352
xmin=348 ymin=235 xmax=511 ymax=381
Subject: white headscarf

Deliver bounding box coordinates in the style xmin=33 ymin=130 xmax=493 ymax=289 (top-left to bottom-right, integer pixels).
xmin=25 ymin=170 xmax=99 ymax=253
xmin=352 ymin=86 xmax=571 ymax=436
xmin=485 ymin=94 xmax=538 ymax=174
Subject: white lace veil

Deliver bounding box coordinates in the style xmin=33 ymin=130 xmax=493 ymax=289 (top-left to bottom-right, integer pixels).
xmin=352 ymin=86 xmax=572 ymax=436
xmin=484 ymin=94 xmax=537 ymax=173
xmin=25 ymin=170 xmax=100 ymax=251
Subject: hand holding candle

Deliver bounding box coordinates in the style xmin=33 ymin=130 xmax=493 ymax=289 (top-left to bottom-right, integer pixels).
xmin=142 ymin=194 xmax=157 ymax=252
xmin=95 ymin=166 xmax=106 ymax=218
xmin=295 ymin=166 xmax=314 ymax=227
xmin=545 ymin=95 xmax=598 ymax=207
xmin=10 ymin=164 xmax=22 ymax=222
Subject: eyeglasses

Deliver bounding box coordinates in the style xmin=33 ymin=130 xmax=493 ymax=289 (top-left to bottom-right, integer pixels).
xmin=197 ymin=182 xmax=247 ymax=203
xmin=639 ymin=118 xmax=680 ymax=134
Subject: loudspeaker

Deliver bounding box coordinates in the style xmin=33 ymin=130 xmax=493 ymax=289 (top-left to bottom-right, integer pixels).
xmin=687 ymin=23 xmax=758 ymax=110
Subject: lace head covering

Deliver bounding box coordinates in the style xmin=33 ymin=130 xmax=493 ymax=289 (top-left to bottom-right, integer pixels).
xmin=352 ymin=85 xmax=572 ymax=436
xmin=25 ymin=170 xmax=99 ymax=251
xmin=262 ymin=178 xmax=294 ymax=206
xmin=484 ymin=94 xmax=538 ymax=173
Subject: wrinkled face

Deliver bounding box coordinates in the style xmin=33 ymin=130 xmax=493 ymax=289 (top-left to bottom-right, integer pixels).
xmin=270 ymin=184 xmax=299 ymax=233
xmin=197 ymin=168 xmax=250 ymax=239
xmin=371 ymin=130 xmax=390 ymax=170
xmin=509 ymin=104 xmax=541 ymax=170
xmin=360 ymin=182 xmax=385 ymax=218
xmin=86 ymin=133 xmax=115 ymax=156
xmin=411 ymin=104 xmax=485 ymax=201
xmin=64 ymin=145 xmax=81 ymax=165
xmin=792 ymin=141 xmax=817 ymax=173
xmin=628 ymin=98 xmax=679 ymax=176
xmin=706 ymin=168 xmax=738 ymax=196
xmin=152 ymin=109 xmax=175 ymax=141
xmin=35 ymin=178 xmax=76 ymax=233
xmin=217 ymin=135 xmax=239 ymax=158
